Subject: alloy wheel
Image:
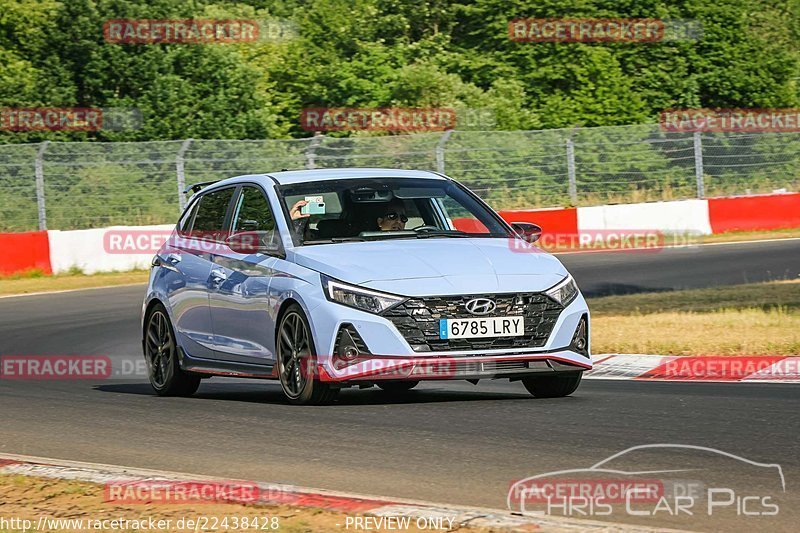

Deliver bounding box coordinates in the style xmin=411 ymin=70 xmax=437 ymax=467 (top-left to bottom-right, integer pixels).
xmin=278 ymin=311 xmax=312 ymax=398
xmin=145 ymin=310 xmax=174 ymax=389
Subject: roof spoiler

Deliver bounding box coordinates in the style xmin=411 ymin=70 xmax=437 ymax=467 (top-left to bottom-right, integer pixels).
xmin=183 ymin=180 xmax=219 ymax=195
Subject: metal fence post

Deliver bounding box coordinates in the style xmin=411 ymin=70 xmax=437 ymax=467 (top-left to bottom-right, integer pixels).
xmin=305 ymin=132 xmax=324 ymax=169
xmin=566 ymin=137 xmax=577 ymax=204
xmin=34 ymin=141 xmax=49 ymax=230
xmin=435 ymin=130 xmax=454 ymax=174
xmin=176 ymin=139 xmax=193 ymax=210
xmin=693 ymin=131 xmax=705 ymax=198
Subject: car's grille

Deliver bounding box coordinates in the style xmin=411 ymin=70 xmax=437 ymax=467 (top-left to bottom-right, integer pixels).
xmin=383 ymin=293 xmax=563 ymax=352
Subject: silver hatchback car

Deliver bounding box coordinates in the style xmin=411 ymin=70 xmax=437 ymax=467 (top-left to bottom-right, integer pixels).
xmin=142 ymin=169 xmax=591 ymax=404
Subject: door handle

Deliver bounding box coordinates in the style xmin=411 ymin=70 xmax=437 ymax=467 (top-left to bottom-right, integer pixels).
xmin=210 ymin=268 xmax=227 ymax=282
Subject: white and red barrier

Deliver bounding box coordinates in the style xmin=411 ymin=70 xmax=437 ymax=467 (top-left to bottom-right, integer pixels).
xmin=588 ymin=354 xmax=800 ymax=382
xmin=575 ymin=199 xmax=712 ymax=235
xmin=47 ymin=224 xmax=173 ymax=274
xmin=500 ymin=191 xmax=800 ymax=236
xmin=0 ymin=193 xmax=798 ymax=276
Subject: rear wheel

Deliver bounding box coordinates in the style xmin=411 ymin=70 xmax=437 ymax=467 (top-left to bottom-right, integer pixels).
xmin=277 ymin=304 xmax=338 ymax=405
xmin=144 ymin=304 xmax=201 ymax=396
xmin=522 ymin=372 xmax=582 ymax=398
xmin=377 ymin=381 xmax=419 ymax=394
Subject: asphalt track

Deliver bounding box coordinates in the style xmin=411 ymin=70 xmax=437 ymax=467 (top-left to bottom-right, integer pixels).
xmin=561 ymin=238 xmax=800 ymax=296
xmin=1 ymin=239 xmax=799 ymax=531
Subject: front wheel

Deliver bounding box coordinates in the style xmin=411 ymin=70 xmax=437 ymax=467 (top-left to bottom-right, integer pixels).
xmin=277 ymin=304 xmax=338 ymax=405
xmin=522 ymin=372 xmax=582 ymax=398
xmin=144 ymin=304 xmax=201 ymax=396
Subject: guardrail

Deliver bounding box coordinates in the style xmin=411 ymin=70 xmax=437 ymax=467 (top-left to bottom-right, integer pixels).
xmin=2 ymin=192 xmax=797 ymax=276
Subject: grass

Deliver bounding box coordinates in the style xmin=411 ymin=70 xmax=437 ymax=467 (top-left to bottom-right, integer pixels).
xmin=588 ymin=279 xmax=800 ymax=315
xmin=0 ymin=269 xmax=148 ymax=296
xmin=588 ymin=280 xmax=800 ymax=355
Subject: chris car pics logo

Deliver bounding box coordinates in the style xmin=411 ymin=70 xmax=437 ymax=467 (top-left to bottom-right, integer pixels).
xmin=508 ymin=444 xmax=784 ymax=519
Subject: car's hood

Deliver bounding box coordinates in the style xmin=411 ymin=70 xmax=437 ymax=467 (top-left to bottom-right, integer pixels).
xmin=290 ymin=238 xmax=569 ymax=296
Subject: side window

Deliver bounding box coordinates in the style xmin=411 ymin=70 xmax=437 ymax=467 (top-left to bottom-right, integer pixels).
xmin=438 ymin=196 xmax=491 ymax=234
xmin=177 ymin=200 xmax=199 ymax=236
xmin=192 ymin=188 xmax=235 ymax=241
xmin=233 ymin=186 xmax=275 ymax=233
xmin=232 ymin=186 xmax=281 ymax=248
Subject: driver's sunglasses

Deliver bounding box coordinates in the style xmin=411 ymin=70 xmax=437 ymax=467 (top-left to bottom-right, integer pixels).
xmin=384 ymin=212 xmax=408 ymax=223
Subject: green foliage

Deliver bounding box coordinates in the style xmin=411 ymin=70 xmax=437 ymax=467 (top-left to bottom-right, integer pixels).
xmin=0 ymin=0 xmax=798 ymax=228
xmin=0 ymin=0 xmax=796 ymax=141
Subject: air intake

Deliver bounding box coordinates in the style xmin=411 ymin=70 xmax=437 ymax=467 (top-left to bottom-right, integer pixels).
xmin=569 ymin=315 xmax=589 ymax=358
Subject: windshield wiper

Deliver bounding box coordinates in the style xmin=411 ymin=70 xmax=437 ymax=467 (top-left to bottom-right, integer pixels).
xmin=303 ymin=231 xmax=473 ymax=244
xmin=303 ymin=237 xmax=366 ymax=244
xmin=414 ymin=230 xmax=469 ymax=238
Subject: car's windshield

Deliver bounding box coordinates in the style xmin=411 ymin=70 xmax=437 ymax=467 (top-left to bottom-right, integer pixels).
xmin=277 ymin=177 xmax=512 ymax=245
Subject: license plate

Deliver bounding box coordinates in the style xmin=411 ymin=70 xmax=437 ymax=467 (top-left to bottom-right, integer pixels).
xmin=439 ymin=317 xmax=525 ymax=339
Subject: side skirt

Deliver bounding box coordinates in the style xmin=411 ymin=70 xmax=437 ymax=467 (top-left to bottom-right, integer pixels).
xmin=178 ymin=348 xmax=276 ymax=379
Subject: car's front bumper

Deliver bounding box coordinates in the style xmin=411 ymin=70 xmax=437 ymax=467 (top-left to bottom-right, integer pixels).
xmin=317 ymin=350 xmax=590 ymax=383
xmin=306 ymin=290 xmax=591 ymax=382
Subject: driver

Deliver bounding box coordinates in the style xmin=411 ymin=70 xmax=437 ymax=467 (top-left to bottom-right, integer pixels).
xmin=376 ymin=199 xmax=408 ymax=231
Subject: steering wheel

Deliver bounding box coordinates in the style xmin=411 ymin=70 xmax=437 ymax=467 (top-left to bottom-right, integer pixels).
xmin=411 ymin=224 xmax=440 ymax=232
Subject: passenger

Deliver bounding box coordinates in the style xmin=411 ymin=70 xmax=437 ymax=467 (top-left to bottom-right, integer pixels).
xmin=289 ymin=200 xmax=309 ymax=221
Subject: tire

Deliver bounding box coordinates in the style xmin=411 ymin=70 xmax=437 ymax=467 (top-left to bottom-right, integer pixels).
xmin=277 ymin=303 xmax=338 ymax=405
xmin=143 ymin=304 xmax=201 ymax=397
xmin=377 ymin=381 xmax=419 ymax=394
xmin=522 ymin=372 xmax=582 ymax=398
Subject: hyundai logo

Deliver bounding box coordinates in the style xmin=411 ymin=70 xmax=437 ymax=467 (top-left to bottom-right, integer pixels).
xmin=465 ymin=298 xmax=496 ymax=316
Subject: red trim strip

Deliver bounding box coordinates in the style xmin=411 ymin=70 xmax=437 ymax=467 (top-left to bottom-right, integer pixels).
xmin=322 ymin=353 xmax=591 ymax=382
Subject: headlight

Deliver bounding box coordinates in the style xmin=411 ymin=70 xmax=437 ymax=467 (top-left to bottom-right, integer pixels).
xmin=321 ymin=275 xmax=406 ymax=314
xmin=546 ymin=275 xmax=579 ymax=306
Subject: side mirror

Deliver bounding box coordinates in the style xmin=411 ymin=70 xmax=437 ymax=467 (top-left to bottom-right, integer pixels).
xmin=511 ymin=222 xmax=542 ymax=244
xmin=226 ymin=231 xmax=284 ymax=257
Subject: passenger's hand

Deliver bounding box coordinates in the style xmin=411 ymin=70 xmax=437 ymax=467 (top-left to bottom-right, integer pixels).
xmin=290 ymin=200 xmax=310 ymax=220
